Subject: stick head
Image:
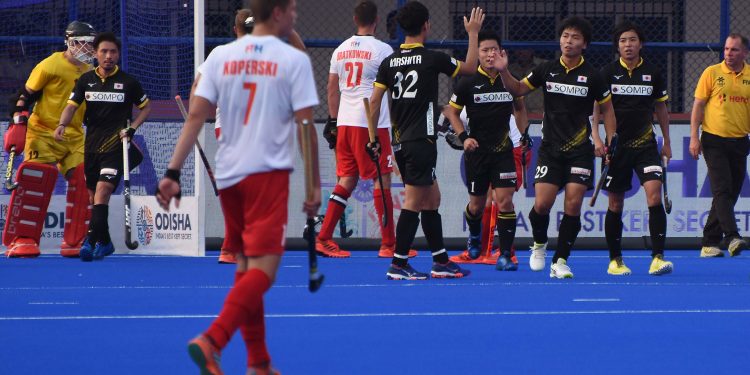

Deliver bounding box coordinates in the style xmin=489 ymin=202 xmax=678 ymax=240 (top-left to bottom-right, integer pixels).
xmin=125 ymin=240 xmax=139 ymax=250
xmin=309 ymin=272 xmax=324 ymax=292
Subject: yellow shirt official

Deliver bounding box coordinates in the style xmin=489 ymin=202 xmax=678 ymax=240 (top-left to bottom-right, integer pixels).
xmin=26 ymin=52 xmax=91 ymax=138
xmin=694 ymin=60 xmax=750 ymax=138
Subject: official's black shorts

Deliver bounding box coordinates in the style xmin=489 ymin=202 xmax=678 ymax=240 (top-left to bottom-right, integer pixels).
xmin=84 ymin=145 xmax=143 ymax=191
xmin=603 ymin=143 xmax=662 ymax=192
xmin=464 ymin=150 xmax=517 ymax=195
xmin=394 ymin=138 xmax=437 ymax=186
xmin=535 ymin=142 xmax=594 ymax=190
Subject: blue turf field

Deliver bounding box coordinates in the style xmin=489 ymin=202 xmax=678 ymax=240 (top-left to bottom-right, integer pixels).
xmin=1 ymin=250 xmax=749 ymax=374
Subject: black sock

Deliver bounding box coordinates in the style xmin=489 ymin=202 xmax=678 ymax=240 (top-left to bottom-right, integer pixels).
xmin=421 ymin=210 xmax=449 ymax=264
xmin=649 ymin=204 xmax=667 ymax=257
xmin=464 ymin=205 xmax=482 ymax=237
xmin=528 ymin=207 xmax=549 ymax=243
xmin=393 ymin=209 xmax=420 ymax=267
xmin=497 ymin=211 xmax=517 ymax=256
xmin=96 ymin=204 xmax=111 ymax=244
xmin=88 ymin=204 xmax=107 ymax=244
xmin=605 ymin=209 xmax=623 ymax=259
xmin=553 ymin=214 xmax=581 ymax=263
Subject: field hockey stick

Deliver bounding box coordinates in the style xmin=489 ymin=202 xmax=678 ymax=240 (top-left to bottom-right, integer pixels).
xmin=122 ymin=122 xmax=139 ymax=250
xmin=300 ymin=119 xmax=324 ymax=293
xmin=339 ymin=210 xmax=353 ymax=238
xmin=5 ymin=146 xmax=18 ymax=191
xmin=520 ymin=126 xmax=532 ymax=189
xmin=362 ymin=98 xmax=388 ymax=228
xmin=662 ymin=155 xmax=672 ymax=214
xmin=174 ymin=95 xmax=219 ymax=196
xmin=590 ymin=134 xmax=618 ymax=207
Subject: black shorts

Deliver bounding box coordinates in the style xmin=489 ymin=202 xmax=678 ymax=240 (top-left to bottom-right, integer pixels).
xmin=535 ymin=142 xmax=594 ymax=190
xmin=84 ymin=145 xmax=143 ymax=191
xmin=603 ymin=143 xmax=662 ymax=192
xmin=464 ymin=150 xmax=517 ymax=195
xmin=394 ymin=138 xmax=437 ymax=186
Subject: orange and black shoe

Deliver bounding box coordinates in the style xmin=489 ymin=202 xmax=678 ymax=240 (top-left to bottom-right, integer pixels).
xmin=218 ymin=249 xmax=237 ymax=264
xmin=378 ymin=245 xmax=417 ymax=258
xmin=315 ymin=239 xmax=351 ymax=258
xmin=187 ymin=335 xmax=223 ymax=375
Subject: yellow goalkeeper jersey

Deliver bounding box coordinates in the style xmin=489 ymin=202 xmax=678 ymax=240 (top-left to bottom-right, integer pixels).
xmin=26 ymin=52 xmax=91 ymax=138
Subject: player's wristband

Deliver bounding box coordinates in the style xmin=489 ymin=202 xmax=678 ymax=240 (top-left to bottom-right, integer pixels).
xmin=124 ymin=127 xmax=136 ymax=138
xmin=164 ymin=168 xmax=181 ymax=184
xmin=458 ymin=132 xmax=469 ymax=143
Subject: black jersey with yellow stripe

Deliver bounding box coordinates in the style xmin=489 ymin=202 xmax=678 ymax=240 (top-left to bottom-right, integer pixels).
xmin=68 ymin=66 xmax=149 ymax=153
xmin=375 ymin=43 xmax=460 ymax=144
xmin=601 ymin=58 xmax=668 ymax=148
xmin=523 ymin=57 xmax=610 ymax=151
xmin=449 ymin=66 xmax=515 ymax=152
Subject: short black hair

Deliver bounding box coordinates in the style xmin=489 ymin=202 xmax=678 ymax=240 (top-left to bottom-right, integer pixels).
xmin=354 ymin=1 xmax=377 ymax=27
xmin=612 ymin=20 xmax=645 ymax=50
xmin=728 ymin=32 xmax=750 ymax=49
xmin=94 ymin=32 xmax=121 ymax=51
xmin=478 ymin=30 xmax=501 ymax=48
xmin=250 ymin=0 xmax=291 ymax=22
xmin=397 ymin=1 xmax=429 ymax=37
xmin=557 ymin=16 xmax=592 ymax=45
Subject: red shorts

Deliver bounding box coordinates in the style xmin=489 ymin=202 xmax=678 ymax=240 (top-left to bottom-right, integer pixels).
xmin=336 ymin=126 xmax=394 ymax=179
xmin=219 ymin=170 xmax=289 ymax=257
xmin=513 ymin=145 xmax=532 ymax=191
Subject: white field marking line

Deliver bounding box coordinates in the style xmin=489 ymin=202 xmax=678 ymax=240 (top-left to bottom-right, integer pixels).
xmin=1 ymin=281 xmax=748 ymax=291
xmin=282 ymin=265 xmax=302 ymax=268
xmin=2 ymin=309 xmax=750 ymax=321
xmin=28 ymin=301 xmax=79 ymax=305
xmin=573 ymin=298 xmax=620 ymax=302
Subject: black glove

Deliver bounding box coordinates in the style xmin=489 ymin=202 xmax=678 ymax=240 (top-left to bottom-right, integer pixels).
xmin=520 ymin=128 xmax=533 ymax=149
xmin=444 ymin=129 xmax=464 ymax=150
xmin=323 ymin=117 xmax=337 ymax=149
xmin=365 ymin=137 xmax=381 ymax=161
xmin=124 ymin=126 xmax=136 ymax=139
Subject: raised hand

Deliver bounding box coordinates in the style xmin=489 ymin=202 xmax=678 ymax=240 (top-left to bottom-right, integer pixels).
xmin=463 ymin=7 xmax=485 ymax=35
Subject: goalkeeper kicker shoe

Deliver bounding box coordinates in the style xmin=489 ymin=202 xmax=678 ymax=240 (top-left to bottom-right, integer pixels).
xmin=93 ymin=241 xmax=115 ymax=260
xmin=6 ymin=238 xmax=41 ymax=258
xmin=649 ymin=254 xmax=673 ymax=276
xmin=188 ymin=335 xmax=224 ymax=375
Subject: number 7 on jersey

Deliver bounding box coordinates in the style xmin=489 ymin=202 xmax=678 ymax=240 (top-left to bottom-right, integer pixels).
xmin=243 ymin=82 xmax=257 ymax=125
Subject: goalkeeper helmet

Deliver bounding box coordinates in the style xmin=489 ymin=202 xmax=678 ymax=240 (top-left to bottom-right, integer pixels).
xmin=65 ymin=21 xmax=96 ymax=64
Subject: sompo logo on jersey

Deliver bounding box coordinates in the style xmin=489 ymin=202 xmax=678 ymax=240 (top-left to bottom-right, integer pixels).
xmin=545 ymin=82 xmax=588 ymax=97
xmin=611 ymin=84 xmax=653 ymax=96
xmin=136 ymin=205 xmax=155 ymax=245
xmin=473 ymin=91 xmax=513 ymax=103
xmin=85 ymin=91 xmax=125 ymax=103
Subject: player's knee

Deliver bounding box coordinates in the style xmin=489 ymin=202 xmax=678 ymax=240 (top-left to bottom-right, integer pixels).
xmin=467 ymin=198 xmax=485 ymax=216
xmin=495 ymin=194 xmax=514 ymax=212
xmin=608 ymin=197 xmax=625 ymax=212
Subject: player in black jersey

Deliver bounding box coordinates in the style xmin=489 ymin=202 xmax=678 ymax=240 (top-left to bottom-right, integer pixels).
xmin=493 ymin=16 xmax=617 ymax=278
xmin=444 ymin=30 xmax=529 ymax=271
xmin=57 ymin=32 xmax=150 ymax=261
xmin=369 ymin=1 xmax=484 ymax=280
xmin=591 ymin=21 xmax=674 ymax=276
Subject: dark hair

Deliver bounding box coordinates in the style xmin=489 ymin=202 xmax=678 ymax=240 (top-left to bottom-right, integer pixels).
xmin=250 ymin=0 xmax=291 ymax=22
xmin=397 ymin=1 xmax=429 ymax=37
xmin=235 ymin=8 xmax=254 ymax=35
xmin=557 ymin=16 xmax=592 ymax=45
xmin=93 ymin=32 xmax=121 ymax=51
xmin=728 ymin=32 xmax=750 ymax=49
xmin=478 ymin=30 xmax=501 ymax=48
xmin=354 ymin=1 xmax=377 ymax=27
xmin=612 ymin=20 xmax=645 ymax=50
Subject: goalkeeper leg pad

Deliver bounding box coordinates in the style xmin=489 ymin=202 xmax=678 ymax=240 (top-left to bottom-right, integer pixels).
xmin=61 ymin=164 xmax=91 ymax=257
xmin=3 ymin=162 xmax=58 ymax=248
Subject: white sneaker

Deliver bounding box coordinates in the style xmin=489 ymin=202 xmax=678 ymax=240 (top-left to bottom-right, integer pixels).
xmin=550 ymin=258 xmax=574 ymax=279
xmin=529 ymin=242 xmax=547 ymax=271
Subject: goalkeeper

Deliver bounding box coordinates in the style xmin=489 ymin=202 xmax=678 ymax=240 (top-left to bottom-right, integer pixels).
xmin=4 ymin=21 xmax=97 ymax=258
xmin=57 ymin=32 xmax=150 ymax=261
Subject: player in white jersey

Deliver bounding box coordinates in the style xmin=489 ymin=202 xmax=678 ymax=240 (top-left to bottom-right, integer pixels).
xmin=157 ymin=1 xmax=320 ymax=374
xmin=315 ymin=0 xmax=416 ymax=258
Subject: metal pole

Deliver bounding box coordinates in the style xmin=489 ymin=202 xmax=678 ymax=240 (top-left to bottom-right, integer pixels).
xmin=719 ymin=0 xmax=730 ymax=59
xmin=120 ymin=0 xmax=128 ymax=71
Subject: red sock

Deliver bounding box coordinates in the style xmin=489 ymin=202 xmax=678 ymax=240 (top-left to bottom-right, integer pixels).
xmin=374 ymin=189 xmax=395 ymax=247
xmin=317 ymin=184 xmax=350 ymax=241
xmin=204 ymin=269 xmax=271 ymax=349
xmin=233 ymin=272 xmax=271 ymax=367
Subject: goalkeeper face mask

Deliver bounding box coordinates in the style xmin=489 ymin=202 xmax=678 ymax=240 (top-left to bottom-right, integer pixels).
xmin=67 ymin=36 xmax=95 ymax=64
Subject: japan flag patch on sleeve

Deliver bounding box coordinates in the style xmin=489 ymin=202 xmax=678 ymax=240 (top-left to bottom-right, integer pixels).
xmin=577 ymin=75 xmax=587 ymax=83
